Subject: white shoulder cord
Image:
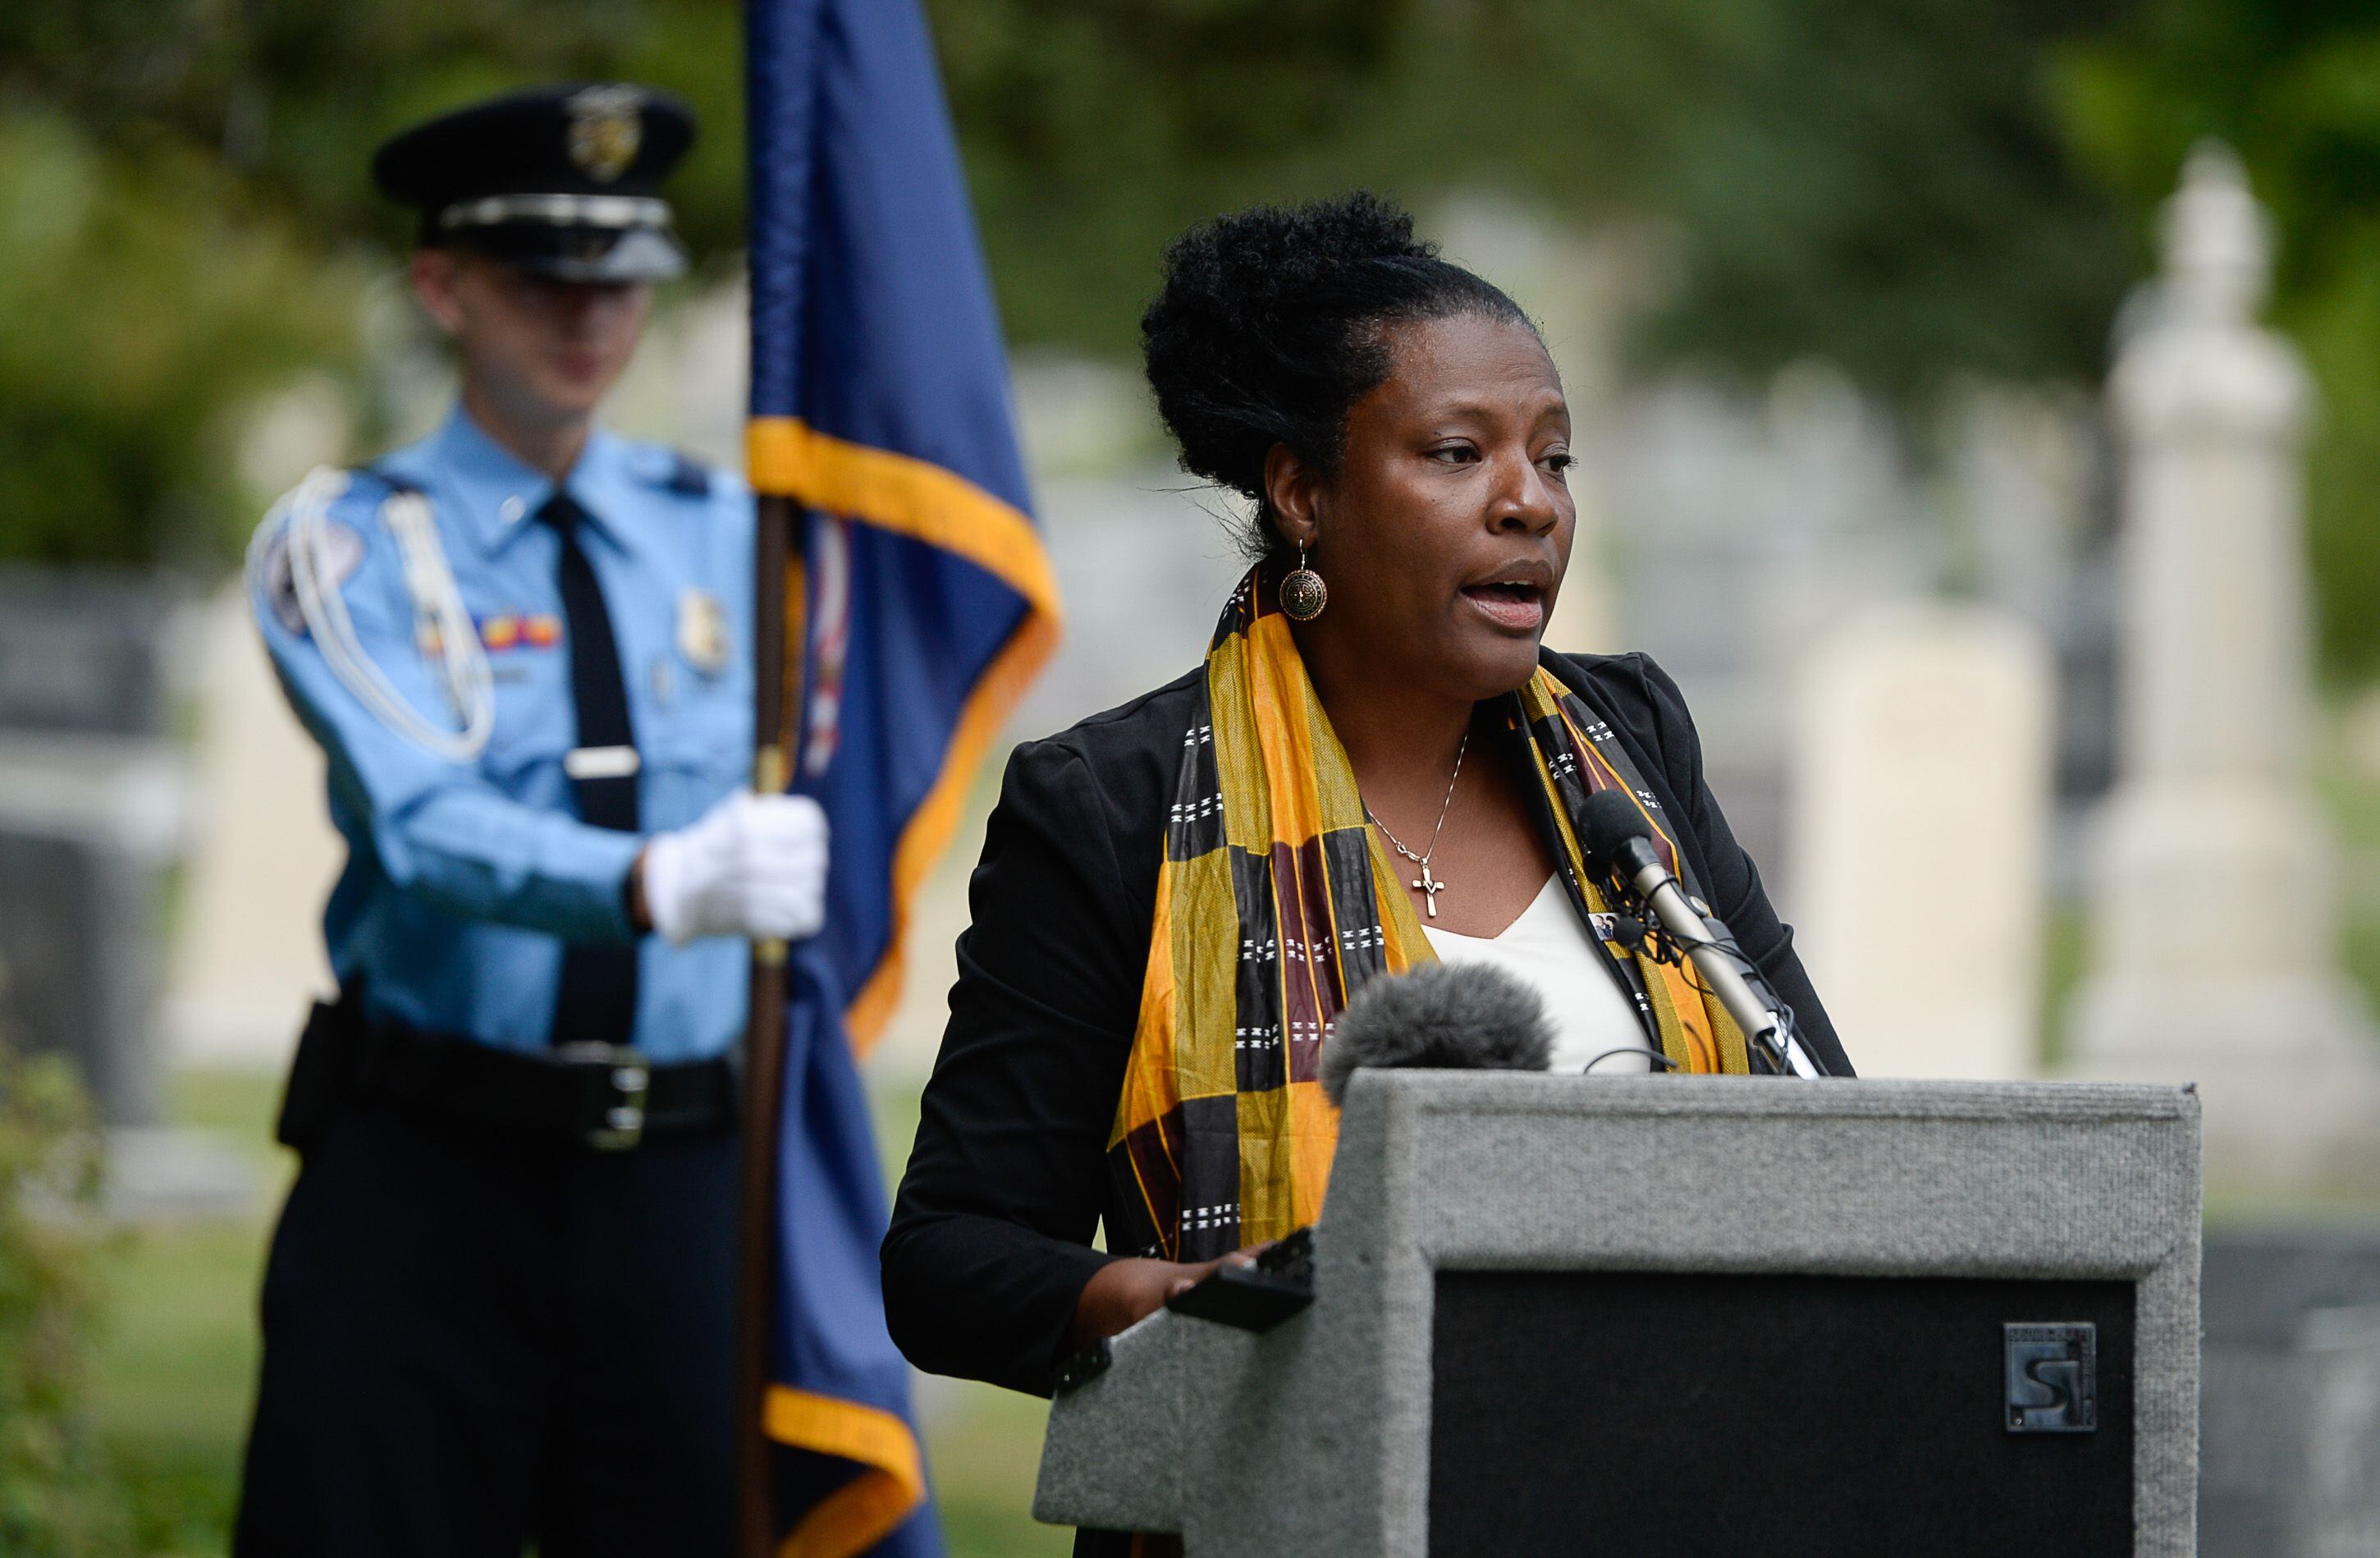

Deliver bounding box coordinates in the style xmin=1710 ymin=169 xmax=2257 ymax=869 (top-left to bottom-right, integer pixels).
xmin=246 ymin=466 xmax=495 ymax=763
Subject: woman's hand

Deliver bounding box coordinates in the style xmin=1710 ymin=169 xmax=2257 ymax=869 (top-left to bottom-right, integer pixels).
xmin=1066 ymin=1244 xmax=1274 ymax=1350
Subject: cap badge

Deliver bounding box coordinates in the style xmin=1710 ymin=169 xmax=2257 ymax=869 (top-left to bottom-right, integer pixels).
xmin=678 ymin=589 xmax=730 ymax=676
xmin=566 ymin=86 xmax=645 ymax=183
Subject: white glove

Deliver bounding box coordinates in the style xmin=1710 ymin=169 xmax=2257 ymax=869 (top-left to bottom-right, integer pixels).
xmin=639 ymin=790 xmax=829 ymax=945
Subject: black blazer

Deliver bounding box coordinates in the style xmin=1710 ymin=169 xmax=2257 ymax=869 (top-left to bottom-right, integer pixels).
xmin=882 ymin=649 xmax=1850 ymax=1399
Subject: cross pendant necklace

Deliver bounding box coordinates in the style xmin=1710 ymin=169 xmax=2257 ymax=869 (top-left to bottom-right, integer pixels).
xmin=1365 ymin=731 xmax=1469 ymax=920
xmin=1410 ymin=859 xmax=1448 ymax=918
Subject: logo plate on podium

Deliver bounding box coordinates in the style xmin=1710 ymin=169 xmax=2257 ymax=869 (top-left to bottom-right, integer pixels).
xmin=2004 ymin=1322 xmax=2098 ymax=1433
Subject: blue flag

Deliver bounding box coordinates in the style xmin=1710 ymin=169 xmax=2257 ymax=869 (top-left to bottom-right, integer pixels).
xmin=746 ymin=0 xmax=1060 ymax=1553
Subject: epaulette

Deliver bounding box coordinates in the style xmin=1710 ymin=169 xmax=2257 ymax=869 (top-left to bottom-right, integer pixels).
xmin=255 ymin=464 xmax=407 ymax=539
xmin=623 ymin=442 xmax=717 ymax=500
xmin=661 ymin=449 xmax=712 ymax=499
xmin=364 ymin=465 xmax=426 ymax=497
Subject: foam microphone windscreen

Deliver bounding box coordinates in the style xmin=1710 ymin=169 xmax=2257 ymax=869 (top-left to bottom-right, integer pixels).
xmin=1578 ymin=789 xmax=1656 ymax=875
xmin=1320 ymin=962 xmax=1554 ymax=1107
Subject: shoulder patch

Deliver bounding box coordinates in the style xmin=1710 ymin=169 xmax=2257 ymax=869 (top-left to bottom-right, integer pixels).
xmin=260 ymin=516 xmax=368 ymax=635
xmin=250 ymin=464 xmax=409 ymax=635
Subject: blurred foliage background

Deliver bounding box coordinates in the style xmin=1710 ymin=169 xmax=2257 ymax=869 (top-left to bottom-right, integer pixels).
xmin=0 ymin=1041 xmax=121 ymax=1558
xmin=7 ymin=0 xmax=2378 ymax=664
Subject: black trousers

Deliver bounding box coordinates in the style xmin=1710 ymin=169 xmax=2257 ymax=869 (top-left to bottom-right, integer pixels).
xmin=232 ymin=1102 xmax=739 ymax=1558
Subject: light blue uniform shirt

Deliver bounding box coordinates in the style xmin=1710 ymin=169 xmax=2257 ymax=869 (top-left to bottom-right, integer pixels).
xmin=254 ymin=406 xmax=754 ymax=1061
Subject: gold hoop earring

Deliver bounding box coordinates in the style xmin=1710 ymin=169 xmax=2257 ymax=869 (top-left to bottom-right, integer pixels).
xmin=1279 ymin=543 xmax=1328 ymax=621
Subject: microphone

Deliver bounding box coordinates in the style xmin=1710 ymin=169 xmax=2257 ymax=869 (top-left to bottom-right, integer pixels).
xmin=1153 ymin=965 xmax=1554 ymax=1345
xmin=1319 ymin=962 xmax=1554 ymax=1107
xmin=1576 ymin=790 xmax=1828 ymax=1079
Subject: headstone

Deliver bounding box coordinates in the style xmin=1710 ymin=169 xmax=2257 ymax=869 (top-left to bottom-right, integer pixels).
xmin=0 ymin=569 xmax=185 ymax=1125
xmin=0 ymin=827 xmax=160 ymax=1124
xmin=0 ymin=571 xmax=175 ymax=736
xmin=1945 ymin=385 xmax=2121 ymax=809
xmin=2199 ymin=1230 xmax=2380 ymax=1557
xmin=162 ymin=582 xmax=343 ymax=1069
xmin=1787 ymin=603 xmax=2056 ymax=1079
xmin=1597 ymin=365 xmax=1940 ymax=880
xmin=2065 ymin=144 xmax=2380 ymax=1187
xmin=2300 ymin=1304 xmax=2380 ymax=1558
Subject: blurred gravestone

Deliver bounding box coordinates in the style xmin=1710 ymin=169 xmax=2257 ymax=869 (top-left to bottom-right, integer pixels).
xmin=1597 ymin=367 xmax=1938 ymax=882
xmin=1788 ymin=603 xmax=2055 ymax=1079
xmin=0 ymin=572 xmax=173 ymax=735
xmin=2199 ymin=1231 xmax=2380 ymax=1557
xmin=0 ymin=830 xmax=158 ymax=1123
xmin=0 ymin=569 xmax=182 ymax=1127
xmin=2301 ymin=1304 xmax=2380 ymax=1558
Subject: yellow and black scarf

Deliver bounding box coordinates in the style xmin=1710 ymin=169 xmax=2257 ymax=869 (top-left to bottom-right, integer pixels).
xmin=1108 ymin=569 xmax=1748 ymax=1262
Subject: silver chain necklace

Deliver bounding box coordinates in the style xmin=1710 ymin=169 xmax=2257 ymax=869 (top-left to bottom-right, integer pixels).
xmin=1364 ymin=731 xmax=1469 ymax=919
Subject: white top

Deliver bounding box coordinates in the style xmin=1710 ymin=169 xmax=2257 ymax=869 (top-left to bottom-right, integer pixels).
xmin=1421 ymin=876 xmax=1650 ymax=1075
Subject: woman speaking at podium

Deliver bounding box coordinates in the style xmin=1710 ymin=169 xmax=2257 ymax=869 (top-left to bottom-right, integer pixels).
xmin=884 ymin=193 xmax=1851 ymax=1433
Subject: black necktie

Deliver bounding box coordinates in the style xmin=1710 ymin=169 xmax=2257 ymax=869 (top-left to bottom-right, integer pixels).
xmin=538 ymin=491 xmax=640 ymax=1049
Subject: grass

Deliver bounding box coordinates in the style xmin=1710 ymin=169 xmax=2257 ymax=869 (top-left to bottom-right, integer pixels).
xmin=88 ymin=1069 xmax=1066 ymax=1558
xmin=95 ymin=1221 xmax=261 ymax=1553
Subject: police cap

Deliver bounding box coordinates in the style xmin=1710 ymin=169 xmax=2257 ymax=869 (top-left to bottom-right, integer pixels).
xmin=372 ymin=84 xmax=697 ymax=283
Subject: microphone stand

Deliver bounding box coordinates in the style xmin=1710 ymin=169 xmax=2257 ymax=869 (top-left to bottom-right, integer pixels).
xmin=1609 ymin=844 xmax=1828 ymax=1079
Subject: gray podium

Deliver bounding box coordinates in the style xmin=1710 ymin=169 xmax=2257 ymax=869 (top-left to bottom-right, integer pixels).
xmin=1037 ymin=1074 xmax=2202 ymax=1556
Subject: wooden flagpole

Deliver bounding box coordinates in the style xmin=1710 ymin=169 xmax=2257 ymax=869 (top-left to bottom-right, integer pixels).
xmin=736 ymin=490 xmax=799 ymax=1558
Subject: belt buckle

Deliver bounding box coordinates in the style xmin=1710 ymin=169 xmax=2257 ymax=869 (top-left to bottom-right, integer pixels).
xmin=556 ymin=1042 xmax=650 ymax=1150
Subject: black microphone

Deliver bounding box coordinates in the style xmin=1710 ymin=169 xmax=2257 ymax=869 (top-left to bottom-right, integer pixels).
xmin=1577 ymin=790 xmax=1828 ymax=1079
xmin=1319 ymin=962 xmax=1554 ymax=1107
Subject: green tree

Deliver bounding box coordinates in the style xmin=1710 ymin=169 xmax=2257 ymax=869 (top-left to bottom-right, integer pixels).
xmin=926 ymin=0 xmax=1409 ymax=351
xmin=0 ymin=0 xmax=748 ymax=566
xmin=930 ymin=0 xmax=2140 ymax=400
xmin=0 ymin=112 xmax=355 ymax=565
xmin=1533 ymin=0 xmax=2137 ymax=399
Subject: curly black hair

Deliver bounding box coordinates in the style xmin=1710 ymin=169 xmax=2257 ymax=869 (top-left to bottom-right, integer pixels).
xmin=1139 ymin=190 xmax=1533 ymax=561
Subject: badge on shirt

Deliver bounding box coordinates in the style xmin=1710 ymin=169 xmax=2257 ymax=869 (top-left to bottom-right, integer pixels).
xmin=677 ymin=589 xmax=729 ymax=676
xmin=262 ymin=520 xmax=366 ymax=635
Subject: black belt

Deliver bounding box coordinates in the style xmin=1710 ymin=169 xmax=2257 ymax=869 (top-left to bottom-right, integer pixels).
xmin=349 ymin=1019 xmax=736 ymax=1150
xmin=279 ymin=984 xmax=737 ymax=1154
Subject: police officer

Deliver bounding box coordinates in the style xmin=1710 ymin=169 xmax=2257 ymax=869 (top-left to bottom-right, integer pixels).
xmin=234 ymin=85 xmax=812 ymax=1556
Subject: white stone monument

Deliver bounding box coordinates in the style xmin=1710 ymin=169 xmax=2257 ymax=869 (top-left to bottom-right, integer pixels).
xmin=2066 ymin=143 xmax=2380 ymax=1185
xmin=1788 ymin=603 xmax=2056 ymax=1080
